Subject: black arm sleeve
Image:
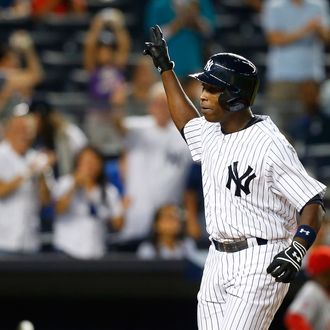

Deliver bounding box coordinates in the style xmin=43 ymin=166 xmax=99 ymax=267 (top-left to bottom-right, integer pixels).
xmin=299 ymin=194 xmax=325 ymax=215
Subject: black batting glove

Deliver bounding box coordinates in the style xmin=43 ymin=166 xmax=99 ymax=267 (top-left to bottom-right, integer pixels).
xmin=143 ymin=25 xmax=174 ymax=74
xmin=266 ymin=240 xmax=306 ymax=283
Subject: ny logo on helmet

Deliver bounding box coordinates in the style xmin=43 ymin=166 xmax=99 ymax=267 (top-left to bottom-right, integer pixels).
xmin=204 ymin=59 xmax=214 ymax=71
xmin=226 ymin=161 xmax=256 ymax=197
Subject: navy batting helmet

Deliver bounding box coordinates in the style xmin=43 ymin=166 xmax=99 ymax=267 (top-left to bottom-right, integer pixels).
xmin=189 ymin=53 xmax=259 ymax=112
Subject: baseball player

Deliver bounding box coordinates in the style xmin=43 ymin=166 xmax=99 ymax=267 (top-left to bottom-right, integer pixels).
xmin=143 ymin=25 xmax=327 ymax=329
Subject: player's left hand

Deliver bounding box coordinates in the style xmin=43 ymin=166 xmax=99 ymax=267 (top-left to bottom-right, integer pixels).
xmin=143 ymin=25 xmax=174 ymax=74
xmin=266 ymin=240 xmax=306 ymax=283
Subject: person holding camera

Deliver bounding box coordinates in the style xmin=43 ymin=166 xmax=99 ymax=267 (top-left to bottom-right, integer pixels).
xmin=83 ymin=8 xmax=131 ymax=157
xmin=144 ymin=0 xmax=216 ymax=78
xmin=0 ymin=30 xmax=43 ymax=116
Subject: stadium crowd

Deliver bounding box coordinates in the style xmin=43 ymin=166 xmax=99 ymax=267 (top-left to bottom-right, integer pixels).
xmin=0 ymin=0 xmax=330 ymax=328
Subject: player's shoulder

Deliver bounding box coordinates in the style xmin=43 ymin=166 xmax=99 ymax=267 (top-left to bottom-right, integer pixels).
xmin=255 ymin=115 xmax=295 ymax=150
xmin=184 ymin=116 xmax=218 ymax=132
xmin=252 ymin=115 xmax=279 ymax=138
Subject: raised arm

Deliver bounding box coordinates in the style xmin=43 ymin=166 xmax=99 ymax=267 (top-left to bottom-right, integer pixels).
xmin=143 ymin=25 xmax=199 ymax=131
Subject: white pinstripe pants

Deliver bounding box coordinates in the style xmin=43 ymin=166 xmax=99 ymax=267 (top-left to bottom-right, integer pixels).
xmin=197 ymin=240 xmax=290 ymax=330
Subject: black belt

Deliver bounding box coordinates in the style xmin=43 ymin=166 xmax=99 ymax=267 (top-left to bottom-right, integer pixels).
xmin=212 ymin=237 xmax=268 ymax=253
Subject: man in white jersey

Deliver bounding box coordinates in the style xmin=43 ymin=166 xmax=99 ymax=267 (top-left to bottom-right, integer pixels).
xmin=143 ymin=25 xmax=327 ymax=329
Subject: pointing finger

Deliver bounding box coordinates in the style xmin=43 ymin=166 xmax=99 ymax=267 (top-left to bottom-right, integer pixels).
xmin=150 ymin=25 xmax=163 ymax=44
xmin=150 ymin=26 xmax=157 ymax=43
xmin=154 ymin=25 xmax=163 ymax=40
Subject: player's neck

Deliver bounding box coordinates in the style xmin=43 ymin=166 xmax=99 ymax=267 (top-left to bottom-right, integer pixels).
xmin=221 ymin=109 xmax=254 ymax=134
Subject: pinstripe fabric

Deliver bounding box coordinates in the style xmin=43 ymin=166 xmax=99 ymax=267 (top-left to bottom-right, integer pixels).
xmin=183 ymin=115 xmax=327 ymax=330
xmin=183 ymin=115 xmax=326 ymax=241
xmin=198 ymin=241 xmax=290 ymax=330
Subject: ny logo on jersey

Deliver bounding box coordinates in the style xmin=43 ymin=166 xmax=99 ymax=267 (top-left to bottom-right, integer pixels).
xmin=226 ymin=161 xmax=256 ymax=197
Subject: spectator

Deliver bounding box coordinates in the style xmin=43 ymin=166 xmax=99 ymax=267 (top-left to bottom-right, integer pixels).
xmin=84 ymin=8 xmax=130 ymax=73
xmin=245 ymin=0 xmax=263 ymax=12
xmin=0 ymin=104 xmax=54 ymax=254
xmin=184 ymin=162 xmax=205 ymax=241
xmin=289 ymin=81 xmax=330 ymax=179
xmin=114 ymin=81 xmax=192 ymax=250
xmin=144 ymin=0 xmax=216 ymax=79
xmin=320 ymin=79 xmax=330 ymax=115
xmin=124 ymin=56 xmax=157 ymax=117
xmin=261 ymin=0 xmax=330 ymax=135
xmin=313 ymin=214 xmax=330 ymax=246
xmin=52 ymin=145 xmax=124 ymax=259
xmin=284 ymin=245 xmax=330 ymax=330
xmin=31 ymin=0 xmax=86 ymax=17
xmin=0 ymin=0 xmax=30 ymax=19
xmin=83 ymin=8 xmax=131 ymax=157
xmin=0 ymin=31 xmax=43 ymax=117
xmin=29 ymin=98 xmax=87 ymax=178
xmin=137 ymin=204 xmax=196 ymax=260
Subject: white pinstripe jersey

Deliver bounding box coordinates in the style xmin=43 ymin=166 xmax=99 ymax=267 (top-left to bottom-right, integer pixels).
xmin=184 ymin=115 xmax=326 ymax=241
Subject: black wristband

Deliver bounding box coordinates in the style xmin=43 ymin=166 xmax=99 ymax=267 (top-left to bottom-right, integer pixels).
xmin=294 ymin=225 xmax=317 ymax=249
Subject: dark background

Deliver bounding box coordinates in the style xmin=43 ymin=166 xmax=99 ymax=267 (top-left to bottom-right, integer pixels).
xmin=0 ymin=254 xmax=303 ymax=330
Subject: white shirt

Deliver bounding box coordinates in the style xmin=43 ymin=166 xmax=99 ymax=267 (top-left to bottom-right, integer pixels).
xmin=184 ymin=115 xmax=326 ymax=241
xmin=118 ymin=116 xmax=192 ymax=241
xmin=55 ymin=122 xmax=88 ymax=176
xmin=262 ymin=0 xmax=330 ymax=82
xmin=53 ymin=175 xmax=123 ymax=259
xmin=287 ymin=280 xmax=330 ymax=330
xmin=0 ymin=141 xmax=40 ymax=252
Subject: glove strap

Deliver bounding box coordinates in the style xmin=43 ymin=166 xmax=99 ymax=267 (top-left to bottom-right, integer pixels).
xmin=292 ymin=240 xmax=307 ymax=258
xmin=277 ymin=241 xmax=307 ymax=271
xmin=294 ymin=225 xmax=316 ymax=249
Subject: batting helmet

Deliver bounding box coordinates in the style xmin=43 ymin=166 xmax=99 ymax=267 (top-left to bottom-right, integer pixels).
xmin=189 ymin=53 xmax=259 ymax=112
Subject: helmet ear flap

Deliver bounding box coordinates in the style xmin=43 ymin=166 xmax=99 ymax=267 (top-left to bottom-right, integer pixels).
xmin=218 ymin=89 xmax=247 ymax=112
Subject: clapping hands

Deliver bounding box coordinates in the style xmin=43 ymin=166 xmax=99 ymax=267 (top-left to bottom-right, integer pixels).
xmin=26 ymin=151 xmax=56 ymax=179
